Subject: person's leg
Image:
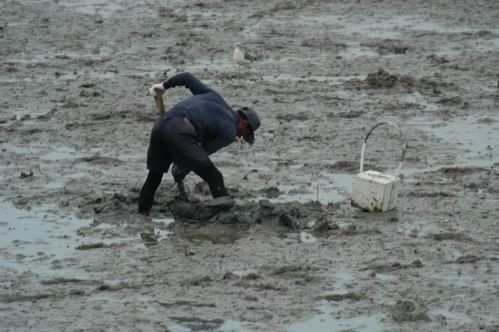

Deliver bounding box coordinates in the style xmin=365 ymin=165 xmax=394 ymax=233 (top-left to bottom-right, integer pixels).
xmin=138 ymin=170 xmax=164 ymax=215
xmin=140 ymin=117 xmax=174 ymax=214
xmin=194 ymin=164 xmax=229 ymax=197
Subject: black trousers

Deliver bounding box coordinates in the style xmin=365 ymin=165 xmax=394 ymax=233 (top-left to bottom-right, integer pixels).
xmin=138 ymin=115 xmax=228 ymax=215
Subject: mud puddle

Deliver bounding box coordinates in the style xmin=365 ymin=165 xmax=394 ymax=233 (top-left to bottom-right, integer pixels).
xmin=263 ymin=173 xmax=352 ymax=204
xmin=60 ymin=0 xmax=123 ymax=18
xmin=408 ymin=113 xmax=499 ymax=167
xmin=0 ymin=200 xmax=93 ymax=276
xmin=0 ymin=200 xmax=169 ymax=276
xmin=288 ymin=302 xmax=385 ymax=332
xmin=164 ymin=317 xmax=252 ymax=332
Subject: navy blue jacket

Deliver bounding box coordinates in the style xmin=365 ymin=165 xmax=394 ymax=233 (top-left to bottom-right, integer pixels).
xmin=162 ymin=73 xmax=239 ymax=155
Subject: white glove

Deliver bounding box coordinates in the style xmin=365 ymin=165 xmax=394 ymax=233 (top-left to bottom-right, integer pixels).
xmin=148 ymin=83 xmax=165 ymax=97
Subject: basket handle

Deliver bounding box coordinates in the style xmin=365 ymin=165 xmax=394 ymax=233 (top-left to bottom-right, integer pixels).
xmin=359 ymin=121 xmax=407 ymax=177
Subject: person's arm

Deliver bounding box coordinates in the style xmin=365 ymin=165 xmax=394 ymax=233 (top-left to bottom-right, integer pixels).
xmin=163 ymin=72 xmax=212 ymax=95
xmin=201 ymin=136 xmax=235 ymax=155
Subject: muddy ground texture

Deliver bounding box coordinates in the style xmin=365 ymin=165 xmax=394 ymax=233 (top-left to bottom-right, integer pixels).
xmin=1 ymin=0 xmax=499 ymax=331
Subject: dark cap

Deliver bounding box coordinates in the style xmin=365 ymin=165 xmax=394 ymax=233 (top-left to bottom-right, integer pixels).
xmin=237 ymin=107 xmax=260 ymax=144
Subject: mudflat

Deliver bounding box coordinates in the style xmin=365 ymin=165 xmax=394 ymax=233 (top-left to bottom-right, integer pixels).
xmin=1 ymin=0 xmax=498 ymax=331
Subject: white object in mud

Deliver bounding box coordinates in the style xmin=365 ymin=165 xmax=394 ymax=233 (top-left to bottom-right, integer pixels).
xmin=352 ymin=170 xmax=400 ymax=212
xmin=351 ymin=121 xmax=407 ymax=212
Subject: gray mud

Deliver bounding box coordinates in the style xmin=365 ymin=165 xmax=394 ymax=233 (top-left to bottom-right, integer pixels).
xmin=1 ymin=0 xmax=498 ymax=331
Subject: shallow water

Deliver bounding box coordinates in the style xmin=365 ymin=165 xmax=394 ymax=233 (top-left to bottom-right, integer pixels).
xmin=332 ymin=271 xmax=355 ymax=287
xmin=0 ymin=200 xmax=92 ymax=275
xmin=409 ymin=114 xmax=499 ymax=167
xmin=0 ymin=200 xmax=169 ymax=276
xmin=218 ymin=320 xmax=253 ymax=332
xmin=338 ymin=45 xmax=380 ymax=58
xmin=272 ymin=173 xmax=352 ymax=204
xmin=61 ymin=0 xmax=124 ymax=18
xmin=42 ymin=146 xmax=79 ymax=161
xmin=287 ymin=303 xmax=386 ymax=332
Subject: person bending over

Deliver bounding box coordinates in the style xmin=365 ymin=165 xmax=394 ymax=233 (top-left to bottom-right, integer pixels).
xmin=138 ymin=72 xmax=260 ymax=215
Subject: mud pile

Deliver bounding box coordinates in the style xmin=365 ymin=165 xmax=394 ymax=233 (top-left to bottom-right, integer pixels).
xmin=172 ymin=196 xmax=337 ymax=231
xmin=347 ymin=68 xmax=457 ymax=96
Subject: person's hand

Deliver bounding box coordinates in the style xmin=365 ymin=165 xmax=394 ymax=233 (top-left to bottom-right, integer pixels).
xmin=147 ymin=83 xmax=165 ymax=97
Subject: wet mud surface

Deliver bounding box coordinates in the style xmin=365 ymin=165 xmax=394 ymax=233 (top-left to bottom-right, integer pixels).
xmin=1 ymin=0 xmax=499 ymax=331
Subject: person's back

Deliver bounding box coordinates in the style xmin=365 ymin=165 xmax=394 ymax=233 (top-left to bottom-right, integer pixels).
xmin=167 ymin=89 xmax=238 ymax=148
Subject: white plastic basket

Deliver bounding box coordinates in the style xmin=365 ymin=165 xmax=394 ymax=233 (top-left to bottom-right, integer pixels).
xmin=351 ymin=121 xmax=407 ymax=212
